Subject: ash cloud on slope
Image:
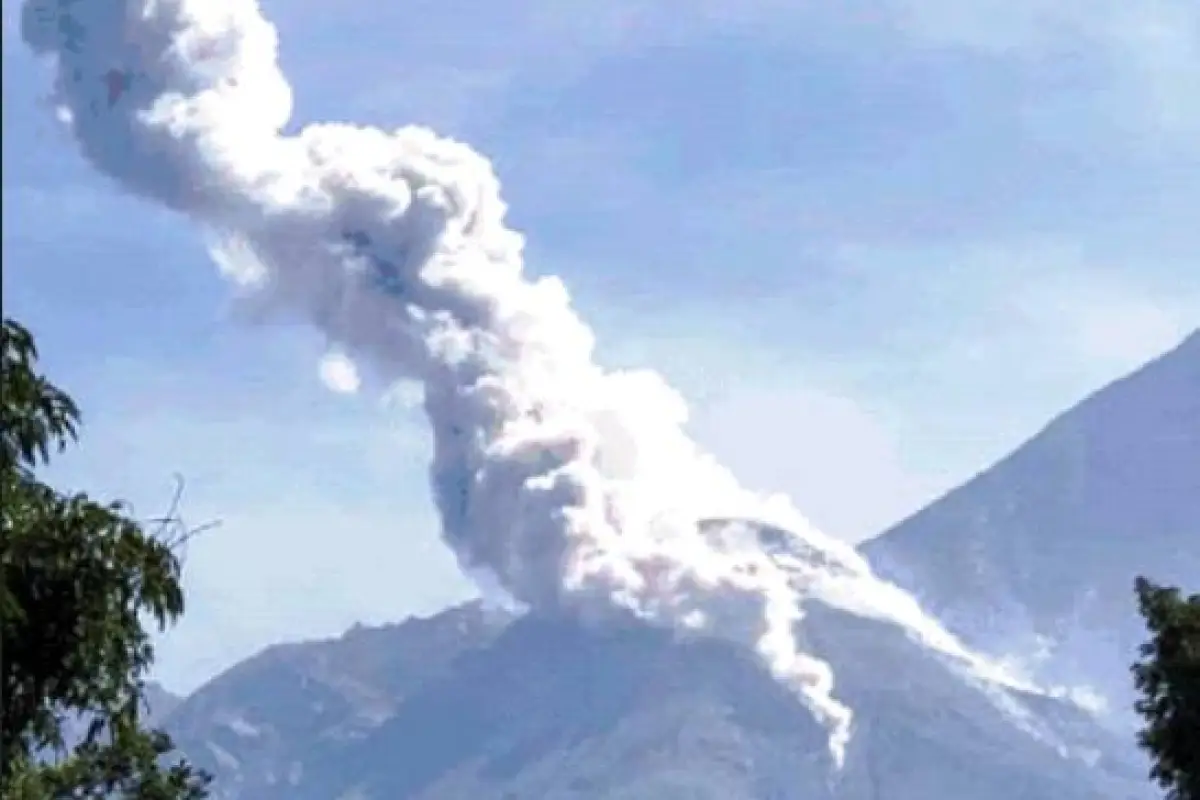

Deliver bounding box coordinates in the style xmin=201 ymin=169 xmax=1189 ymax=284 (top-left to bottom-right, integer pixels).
xmin=21 ymin=0 xmax=1023 ymax=767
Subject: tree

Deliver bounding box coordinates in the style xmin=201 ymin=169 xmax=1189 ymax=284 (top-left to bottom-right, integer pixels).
xmin=1133 ymin=576 xmax=1200 ymax=800
xmin=1 ymin=318 xmax=211 ymax=798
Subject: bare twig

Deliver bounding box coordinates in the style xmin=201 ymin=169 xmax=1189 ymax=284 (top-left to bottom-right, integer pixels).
xmin=144 ymin=473 xmax=221 ymax=558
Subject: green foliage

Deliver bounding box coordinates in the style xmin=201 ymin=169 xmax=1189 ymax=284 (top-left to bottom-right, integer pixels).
xmin=1 ymin=318 xmax=211 ymax=798
xmin=1133 ymin=576 xmax=1200 ymax=800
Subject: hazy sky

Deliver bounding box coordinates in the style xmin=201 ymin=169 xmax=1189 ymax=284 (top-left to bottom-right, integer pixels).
xmin=2 ymin=0 xmax=1197 ymax=693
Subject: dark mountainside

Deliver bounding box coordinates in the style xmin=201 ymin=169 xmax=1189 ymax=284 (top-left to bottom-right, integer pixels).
xmin=862 ymin=329 xmax=1199 ymax=711
xmin=153 ymin=332 xmax=1198 ymax=798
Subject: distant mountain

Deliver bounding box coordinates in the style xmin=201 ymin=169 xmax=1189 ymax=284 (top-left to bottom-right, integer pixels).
xmin=862 ymin=329 xmax=1200 ymax=715
xmin=163 ymin=602 xmax=513 ymax=799
xmin=144 ymin=681 xmax=185 ymax=725
xmin=161 ymin=523 xmax=1147 ymax=799
xmin=153 ymin=334 xmax=1200 ymax=798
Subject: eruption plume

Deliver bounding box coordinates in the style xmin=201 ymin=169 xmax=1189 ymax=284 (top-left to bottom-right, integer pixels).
xmin=20 ymin=0 xmax=1019 ymax=767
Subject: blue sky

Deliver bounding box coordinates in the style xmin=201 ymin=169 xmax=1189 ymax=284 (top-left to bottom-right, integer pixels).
xmin=2 ymin=0 xmax=1197 ymax=693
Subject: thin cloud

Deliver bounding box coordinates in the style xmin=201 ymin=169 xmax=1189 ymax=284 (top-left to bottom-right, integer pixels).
xmin=1011 ymin=269 xmax=1200 ymax=372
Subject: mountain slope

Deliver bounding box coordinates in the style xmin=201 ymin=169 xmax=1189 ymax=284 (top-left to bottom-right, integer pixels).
xmin=164 ymin=602 xmax=512 ymax=799
xmin=157 ymin=332 xmax=1200 ymax=798
xmin=162 ymin=524 xmax=1148 ymax=799
xmin=862 ymin=329 xmax=1200 ymax=711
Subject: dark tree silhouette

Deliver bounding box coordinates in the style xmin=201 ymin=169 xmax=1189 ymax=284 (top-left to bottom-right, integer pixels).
xmin=1133 ymin=576 xmax=1200 ymax=800
xmin=1 ymin=318 xmax=211 ymax=799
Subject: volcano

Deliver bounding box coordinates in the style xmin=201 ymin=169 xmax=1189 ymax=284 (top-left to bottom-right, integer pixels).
xmin=863 ymin=329 xmax=1200 ymax=714
xmin=162 ymin=520 xmax=1148 ymax=800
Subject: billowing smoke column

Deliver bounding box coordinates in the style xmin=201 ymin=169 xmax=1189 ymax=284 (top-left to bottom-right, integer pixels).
xmin=21 ymin=0 xmax=1014 ymax=767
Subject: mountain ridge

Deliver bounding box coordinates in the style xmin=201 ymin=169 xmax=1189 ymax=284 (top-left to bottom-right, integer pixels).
xmin=160 ymin=596 xmax=1147 ymax=799
xmin=861 ymin=328 xmax=1199 ymax=710
xmin=153 ymin=331 xmax=1198 ymax=798
xmin=155 ymin=510 xmax=1161 ymax=798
